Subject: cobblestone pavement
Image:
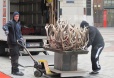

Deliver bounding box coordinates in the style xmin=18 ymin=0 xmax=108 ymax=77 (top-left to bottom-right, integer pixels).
xmin=0 ymin=27 xmax=114 ymax=78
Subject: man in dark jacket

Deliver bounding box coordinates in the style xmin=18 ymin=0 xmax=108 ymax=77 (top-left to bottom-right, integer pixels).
xmin=80 ymin=21 xmax=105 ymax=74
xmin=3 ymin=12 xmax=24 ymax=76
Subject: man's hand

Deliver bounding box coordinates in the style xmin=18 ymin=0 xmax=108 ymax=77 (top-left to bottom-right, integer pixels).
xmin=18 ymin=38 xmax=25 ymax=48
xmin=5 ymin=31 xmax=9 ymax=36
xmin=20 ymin=38 xmax=25 ymax=42
xmin=84 ymin=46 xmax=88 ymax=50
xmin=83 ymin=46 xmax=88 ymax=50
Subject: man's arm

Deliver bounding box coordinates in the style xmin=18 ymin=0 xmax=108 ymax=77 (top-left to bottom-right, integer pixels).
xmin=20 ymin=31 xmax=23 ymax=40
xmin=87 ymin=27 xmax=96 ymax=47
xmin=19 ymin=22 xmax=23 ymax=39
xmin=2 ymin=21 xmax=12 ymax=31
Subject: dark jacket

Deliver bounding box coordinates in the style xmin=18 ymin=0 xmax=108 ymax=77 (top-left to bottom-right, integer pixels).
xmin=80 ymin=21 xmax=104 ymax=47
xmin=3 ymin=20 xmax=22 ymax=45
xmin=87 ymin=26 xmax=104 ymax=47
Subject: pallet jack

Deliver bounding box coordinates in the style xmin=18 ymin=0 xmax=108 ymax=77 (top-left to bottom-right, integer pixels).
xmin=17 ymin=40 xmax=88 ymax=77
xmin=17 ymin=40 xmax=54 ymax=77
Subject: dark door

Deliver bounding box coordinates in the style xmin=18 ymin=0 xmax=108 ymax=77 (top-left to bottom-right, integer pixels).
xmin=107 ymin=9 xmax=114 ymax=27
xmin=94 ymin=9 xmax=103 ymax=27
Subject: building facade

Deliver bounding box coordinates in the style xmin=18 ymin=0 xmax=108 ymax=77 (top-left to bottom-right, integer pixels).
xmin=0 ymin=0 xmax=95 ymax=27
xmin=58 ymin=0 xmax=94 ymax=26
xmin=93 ymin=0 xmax=114 ymax=27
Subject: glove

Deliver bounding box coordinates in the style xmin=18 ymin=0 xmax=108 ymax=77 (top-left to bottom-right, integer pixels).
xmin=18 ymin=38 xmax=25 ymax=48
xmin=5 ymin=31 xmax=9 ymax=36
xmin=84 ymin=46 xmax=88 ymax=50
xmin=20 ymin=38 xmax=24 ymax=42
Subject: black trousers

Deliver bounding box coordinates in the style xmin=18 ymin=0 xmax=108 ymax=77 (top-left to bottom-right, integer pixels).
xmin=91 ymin=43 xmax=104 ymax=71
xmin=9 ymin=44 xmax=20 ymax=72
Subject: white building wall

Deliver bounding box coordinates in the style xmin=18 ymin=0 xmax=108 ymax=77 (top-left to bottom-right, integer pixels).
xmin=0 ymin=0 xmax=9 ymax=41
xmin=60 ymin=0 xmax=93 ymax=26
xmin=0 ymin=0 xmax=3 ymax=27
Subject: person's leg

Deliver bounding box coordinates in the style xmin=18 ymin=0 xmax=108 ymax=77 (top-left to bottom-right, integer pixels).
xmin=9 ymin=45 xmax=19 ymax=72
xmin=90 ymin=44 xmax=104 ymax=74
xmin=9 ymin=44 xmax=24 ymax=76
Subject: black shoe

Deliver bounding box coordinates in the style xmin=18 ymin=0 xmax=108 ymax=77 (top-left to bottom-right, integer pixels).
xmin=12 ymin=71 xmax=24 ymax=76
xmin=89 ymin=69 xmax=100 ymax=75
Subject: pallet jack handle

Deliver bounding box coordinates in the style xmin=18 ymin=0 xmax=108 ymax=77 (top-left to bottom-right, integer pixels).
xmin=17 ymin=40 xmax=46 ymax=77
xmin=23 ymin=47 xmax=40 ymax=69
xmin=17 ymin=40 xmax=38 ymax=63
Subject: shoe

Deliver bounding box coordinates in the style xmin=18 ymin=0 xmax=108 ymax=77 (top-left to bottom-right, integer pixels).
xmin=89 ymin=69 xmax=100 ymax=74
xmin=12 ymin=71 xmax=24 ymax=76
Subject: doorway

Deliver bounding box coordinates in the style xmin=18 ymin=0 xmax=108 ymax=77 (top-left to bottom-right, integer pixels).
xmin=94 ymin=9 xmax=103 ymax=27
xmin=107 ymin=9 xmax=114 ymax=27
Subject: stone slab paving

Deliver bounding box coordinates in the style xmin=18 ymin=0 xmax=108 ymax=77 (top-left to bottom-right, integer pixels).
xmin=0 ymin=27 xmax=114 ymax=78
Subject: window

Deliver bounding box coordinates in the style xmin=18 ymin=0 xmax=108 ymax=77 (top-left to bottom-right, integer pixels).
xmin=66 ymin=0 xmax=74 ymax=3
xmin=104 ymin=0 xmax=114 ymax=8
xmin=86 ymin=0 xmax=91 ymax=15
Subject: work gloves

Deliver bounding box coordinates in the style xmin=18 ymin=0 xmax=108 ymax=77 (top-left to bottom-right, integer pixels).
xmin=5 ymin=31 xmax=9 ymax=36
xmin=17 ymin=38 xmax=25 ymax=48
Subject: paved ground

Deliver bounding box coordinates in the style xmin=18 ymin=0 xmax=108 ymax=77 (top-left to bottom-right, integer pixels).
xmin=0 ymin=27 xmax=114 ymax=78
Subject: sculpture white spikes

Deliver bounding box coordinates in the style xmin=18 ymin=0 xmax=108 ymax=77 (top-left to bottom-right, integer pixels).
xmin=45 ymin=20 xmax=89 ymax=51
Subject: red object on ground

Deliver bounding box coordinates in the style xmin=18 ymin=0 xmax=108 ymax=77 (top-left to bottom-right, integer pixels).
xmin=103 ymin=10 xmax=107 ymax=27
xmin=0 ymin=72 xmax=12 ymax=78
